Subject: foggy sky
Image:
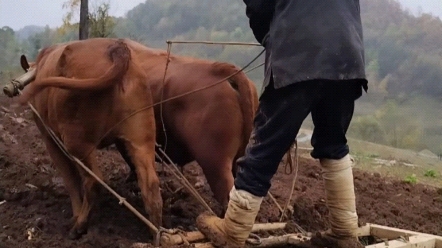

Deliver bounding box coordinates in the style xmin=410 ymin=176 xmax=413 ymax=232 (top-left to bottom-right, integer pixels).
xmin=0 ymin=0 xmax=441 ymax=31
xmin=0 ymin=0 xmax=145 ymax=30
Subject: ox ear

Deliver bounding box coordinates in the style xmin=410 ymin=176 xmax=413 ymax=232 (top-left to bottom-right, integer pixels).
xmin=20 ymin=55 xmax=30 ymax=72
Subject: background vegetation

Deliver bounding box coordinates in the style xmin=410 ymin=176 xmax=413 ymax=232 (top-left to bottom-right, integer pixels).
xmin=1 ymin=0 xmax=441 ymax=156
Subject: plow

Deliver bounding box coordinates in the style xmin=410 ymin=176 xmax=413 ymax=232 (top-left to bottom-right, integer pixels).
xmin=148 ymin=222 xmax=442 ymax=247
xmin=2 ymin=40 xmax=442 ymax=248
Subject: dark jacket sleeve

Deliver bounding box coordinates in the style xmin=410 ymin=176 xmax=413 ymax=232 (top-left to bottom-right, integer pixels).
xmin=243 ymin=0 xmax=276 ymax=45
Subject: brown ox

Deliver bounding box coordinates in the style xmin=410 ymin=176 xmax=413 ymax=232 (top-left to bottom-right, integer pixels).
xmin=119 ymin=39 xmax=259 ymax=212
xmin=17 ymin=38 xmax=162 ymax=239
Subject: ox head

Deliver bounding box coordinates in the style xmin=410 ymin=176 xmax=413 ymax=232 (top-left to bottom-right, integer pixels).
xmin=3 ymin=55 xmax=36 ymax=98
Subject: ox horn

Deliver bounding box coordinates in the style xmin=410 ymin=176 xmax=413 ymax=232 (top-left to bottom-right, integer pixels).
xmin=3 ymin=68 xmax=36 ymax=97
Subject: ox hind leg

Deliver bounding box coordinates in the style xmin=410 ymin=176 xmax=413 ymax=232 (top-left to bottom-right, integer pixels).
xmin=197 ymin=154 xmax=235 ymax=217
xmin=119 ymin=138 xmax=163 ymax=237
xmin=41 ymin=135 xmax=83 ymax=222
xmin=115 ymin=97 xmax=162 ymax=235
xmin=69 ymin=149 xmax=103 ymax=239
xmin=115 ymin=140 xmax=138 ymax=182
xmin=118 ymin=98 xmax=162 ymax=236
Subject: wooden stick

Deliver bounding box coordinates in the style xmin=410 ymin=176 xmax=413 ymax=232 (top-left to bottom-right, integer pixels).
xmin=369 ymin=224 xmax=437 ymax=239
xmin=160 ymin=231 xmax=205 ymax=246
xmin=3 ymin=68 xmax=36 ymax=97
xmin=365 ymin=235 xmax=436 ymax=248
xmin=130 ymin=243 xmax=151 ymax=248
xmin=192 ymin=243 xmax=213 ymax=248
xmin=255 ymin=222 xmax=287 ymax=232
xmin=191 ymin=233 xmax=310 ymax=248
xmin=160 ymin=222 xmax=287 ymax=246
xmin=166 ymin=40 xmax=261 ymax=46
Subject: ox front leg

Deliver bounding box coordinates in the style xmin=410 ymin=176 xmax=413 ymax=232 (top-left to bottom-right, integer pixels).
xmin=125 ymin=142 xmax=163 ymax=238
xmin=69 ymin=151 xmax=103 ymax=240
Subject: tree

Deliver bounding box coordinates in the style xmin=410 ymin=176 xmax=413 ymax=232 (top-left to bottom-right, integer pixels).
xmin=79 ymin=0 xmax=89 ymax=39
xmin=61 ymin=0 xmax=89 ymax=40
xmin=27 ymin=26 xmax=61 ymax=59
xmin=61 ymin=0 xmax=116 ymax=40
xmin=348 ymin=116 xmax=385 ymax=143
xmin=0 ymin=26 xmax=33 ymax=82
xmin=375 ymin=100 xmax=401 ymax=147
xmin=89 ymin=3 xmax=115 ymax=38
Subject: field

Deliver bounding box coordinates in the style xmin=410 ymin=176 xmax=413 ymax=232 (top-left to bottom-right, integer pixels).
xmin=297 ymin=128 xmax=442 ymax=187
xmin=1 ymin=95 xmax=442 ymax=248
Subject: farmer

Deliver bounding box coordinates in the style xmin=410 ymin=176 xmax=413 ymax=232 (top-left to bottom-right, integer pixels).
xmin=196 ymin=1 xmax=368 ymax=247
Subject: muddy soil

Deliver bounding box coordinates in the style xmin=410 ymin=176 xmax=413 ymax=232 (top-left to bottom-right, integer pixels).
xmin=1 ymin=95 xmax=441 ymax=248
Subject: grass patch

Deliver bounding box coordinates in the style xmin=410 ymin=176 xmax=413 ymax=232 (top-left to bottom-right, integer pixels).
xmin=404 ymin=174 xmax=418 ymax=184
xmin=347 ymin=138 xmax=442 ymax=187
xmin=424 ymin=169 xmax=438 ymax=178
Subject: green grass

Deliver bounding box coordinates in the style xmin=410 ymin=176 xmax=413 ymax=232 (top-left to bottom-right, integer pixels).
xmin=424 ymin=169 xmax=438 ymax=178
xmin=297 ymin=128 xmax=442 ymax=188
xmin=404 ymin=174 xmax=418 ymax=184
xmin=347 ymin=138 xmax=442 ymax=187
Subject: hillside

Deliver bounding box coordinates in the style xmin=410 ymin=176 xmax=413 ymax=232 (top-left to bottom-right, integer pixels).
xmin=1 ymin=0 xmax=442 ymax=155
xmin=296 ymin=128 xmax=442 ymax=187
xmin=3 ymin=0 xmax=442 ymax=99
xmin=111 ymin=0 xmax=442 ymax=99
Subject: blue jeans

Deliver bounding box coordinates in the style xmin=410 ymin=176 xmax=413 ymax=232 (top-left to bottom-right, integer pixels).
xmin=234 ymin=79 xmax=364 ymax=197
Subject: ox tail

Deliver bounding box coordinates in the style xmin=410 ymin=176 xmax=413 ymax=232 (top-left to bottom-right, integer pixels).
xmin=231 ymin=70 xmax=259 ymax=159
xmin=18 ymin=40 xmax=131 ymax=104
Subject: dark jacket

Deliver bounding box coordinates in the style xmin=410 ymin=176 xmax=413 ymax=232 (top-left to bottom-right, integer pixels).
xmin=243 ymin=0 xmax=368 ymax=90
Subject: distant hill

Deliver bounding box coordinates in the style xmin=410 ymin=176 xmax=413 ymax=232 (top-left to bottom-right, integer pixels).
xmin=111 ymin=0 xmax=442 ymax=100
xmin=4 ymin=0 xmax=442 ymax=101
xmin=15 ymin=25 xmax=45 ymax=41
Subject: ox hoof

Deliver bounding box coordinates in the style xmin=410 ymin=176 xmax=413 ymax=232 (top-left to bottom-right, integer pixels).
xmin=68 ymin=226 xmax=88 ymax=240
xmin=69 ymin=215 xmax=79 ymax=225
